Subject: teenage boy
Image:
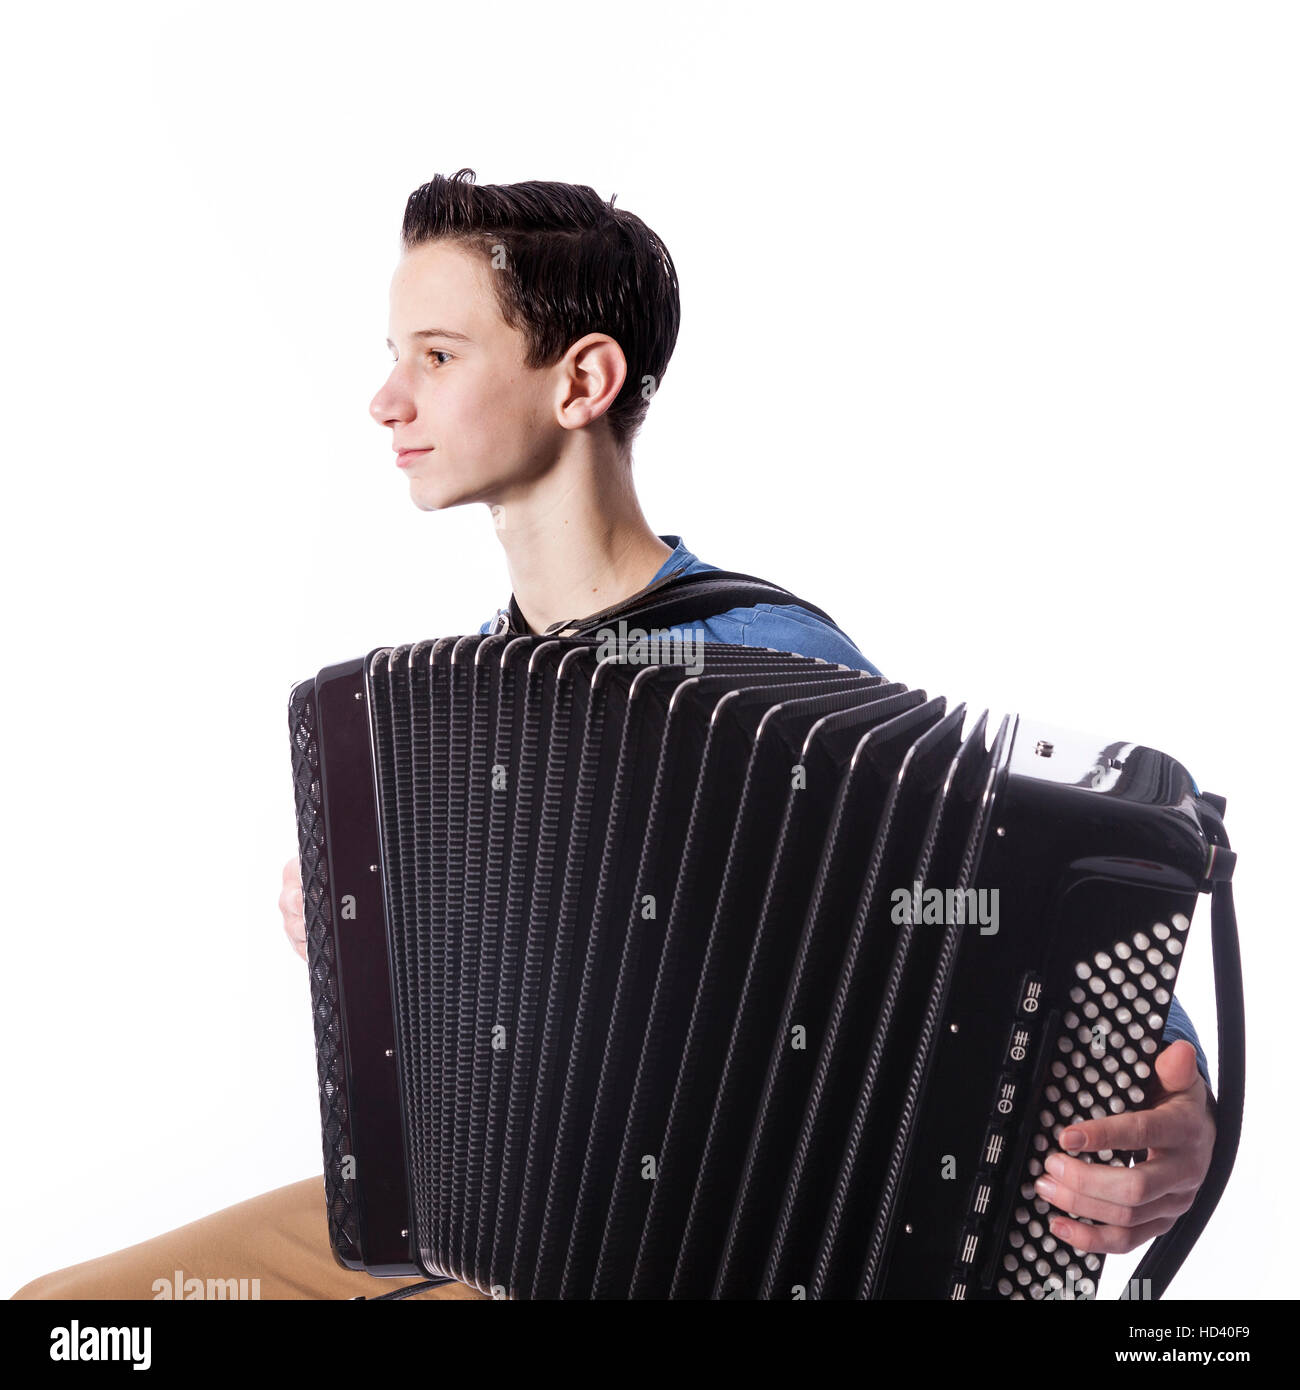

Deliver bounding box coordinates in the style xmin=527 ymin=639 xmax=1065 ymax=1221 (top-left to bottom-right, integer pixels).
xmin=12 ymin=171 xmax=1215 ymax=1301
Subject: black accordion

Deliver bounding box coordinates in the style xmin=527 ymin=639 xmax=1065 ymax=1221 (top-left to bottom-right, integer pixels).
xmin=288 ymin=630 xmax=1240 ymax=1300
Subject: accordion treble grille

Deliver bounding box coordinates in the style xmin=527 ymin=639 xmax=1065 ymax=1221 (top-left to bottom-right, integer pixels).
xmin=288 ymin=684 xmax=361 ymax=1267
xmin=292 ymin=637 xmax=1218 ymax=1298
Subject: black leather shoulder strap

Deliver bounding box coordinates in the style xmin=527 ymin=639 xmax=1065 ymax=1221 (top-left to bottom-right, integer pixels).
xmin=516 ymin=565 xmax=841 ymax=637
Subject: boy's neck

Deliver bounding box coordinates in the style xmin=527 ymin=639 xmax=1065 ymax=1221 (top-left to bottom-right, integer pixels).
xmin=486 ymin=432 xmax=673 ymax=635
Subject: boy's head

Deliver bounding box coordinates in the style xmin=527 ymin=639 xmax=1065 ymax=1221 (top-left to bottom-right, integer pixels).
xmin=370 ymin=168 xmax=680 ymax=512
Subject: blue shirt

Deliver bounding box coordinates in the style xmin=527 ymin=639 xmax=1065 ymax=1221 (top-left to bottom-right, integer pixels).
xmin=482 ymin=533 xmax=1210 ymax=1087
xmin=483 ymin=534 xmax=883 ymax=671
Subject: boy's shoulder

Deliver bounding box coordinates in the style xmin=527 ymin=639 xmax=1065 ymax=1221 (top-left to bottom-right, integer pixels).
xmin=634 ymin=535 xmax=883 ymax=675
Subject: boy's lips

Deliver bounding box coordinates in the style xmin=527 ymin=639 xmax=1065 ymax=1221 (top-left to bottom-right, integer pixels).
xmin=396 ymin=447 xmax=433 ymax=468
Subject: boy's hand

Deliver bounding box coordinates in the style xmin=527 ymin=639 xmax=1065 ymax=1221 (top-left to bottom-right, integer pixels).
xmin=279 ymin=856 xmax=307 ymax=962
xmin=1033 ymin=1040 xmax=1215 ymax=1253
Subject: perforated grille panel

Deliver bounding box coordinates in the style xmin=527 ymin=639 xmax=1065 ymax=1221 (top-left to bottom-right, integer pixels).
xmin=289 ymin=684 xmax=361 ymax=1263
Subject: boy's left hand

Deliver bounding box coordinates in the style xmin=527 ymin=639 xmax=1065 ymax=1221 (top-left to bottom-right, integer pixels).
xmin=1033 ymin=1040 xmax=1215 ymax=1253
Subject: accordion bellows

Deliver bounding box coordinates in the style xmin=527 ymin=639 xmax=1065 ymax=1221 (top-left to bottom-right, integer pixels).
xmin=289 ymin=635 xmax=1219 ymax=1300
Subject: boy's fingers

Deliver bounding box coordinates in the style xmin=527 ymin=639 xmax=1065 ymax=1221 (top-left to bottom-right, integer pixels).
xmin=1034 ymin=1168 xmax=1194 ymax=1228
xmin=1153 ymin=1039 xmax=1201 ymax=1094
xmin=1047 ymin=1212 xmax=1176 ymax=1256
xmin=1055 ymin=1094 xmax=1199 ymax=1157
xmin=1043 ymin=1149 xmax=1201 ymax=1206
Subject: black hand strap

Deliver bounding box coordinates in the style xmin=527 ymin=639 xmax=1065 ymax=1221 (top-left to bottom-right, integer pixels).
xmin=507 ymin=564 xmax=842 ymax=638
xmin=1121 ymin=810 xmax=1243 ymax=1301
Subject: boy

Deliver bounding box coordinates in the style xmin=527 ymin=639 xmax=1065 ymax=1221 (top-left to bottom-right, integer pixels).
xmin=14 ymin=171 xmax=1214 ymax=1301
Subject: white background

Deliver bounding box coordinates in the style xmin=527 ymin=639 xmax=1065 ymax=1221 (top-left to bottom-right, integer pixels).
xmin=2 ymin=0 xmax=1293 ymax=1301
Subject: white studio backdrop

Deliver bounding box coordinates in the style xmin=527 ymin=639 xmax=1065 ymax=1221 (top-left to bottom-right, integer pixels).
xmin=1 ymin=0 xmax=1293 ymax=1300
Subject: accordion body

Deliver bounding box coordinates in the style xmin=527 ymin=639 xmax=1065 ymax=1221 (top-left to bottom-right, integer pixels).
xmin=288 ymin=634 xmax=1230 ymax=1300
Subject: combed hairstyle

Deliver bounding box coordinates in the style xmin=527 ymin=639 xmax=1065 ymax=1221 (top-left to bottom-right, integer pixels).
xmin=400 ymin=168 xmax=680 ymax=450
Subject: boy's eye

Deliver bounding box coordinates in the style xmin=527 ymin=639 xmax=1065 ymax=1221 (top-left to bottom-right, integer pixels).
xmin=428 ymin=349 xmax=452 ymax=365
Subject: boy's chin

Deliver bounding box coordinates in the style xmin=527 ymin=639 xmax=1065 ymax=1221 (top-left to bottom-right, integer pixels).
xmin=407 ymin=479 xmax=476 ymax=513
xmin=406 ymin=458 xmax=524 ymax=513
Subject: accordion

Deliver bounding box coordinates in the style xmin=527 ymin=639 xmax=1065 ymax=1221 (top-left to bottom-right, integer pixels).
xmin=288 ymin=632 xmax=1240 ymax=1300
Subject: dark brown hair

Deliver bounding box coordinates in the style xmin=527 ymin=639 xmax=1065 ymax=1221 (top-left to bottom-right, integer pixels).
xmin=401 ymin=168 xmax=680 ymax=450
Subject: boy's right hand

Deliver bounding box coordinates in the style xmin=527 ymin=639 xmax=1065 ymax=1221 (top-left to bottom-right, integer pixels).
xmin=280 ymin=856 xmax=307 ymax=962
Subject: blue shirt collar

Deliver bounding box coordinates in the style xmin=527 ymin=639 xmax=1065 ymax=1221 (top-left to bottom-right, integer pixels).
xmin=650 ymin=534 xmax=695 ymax=583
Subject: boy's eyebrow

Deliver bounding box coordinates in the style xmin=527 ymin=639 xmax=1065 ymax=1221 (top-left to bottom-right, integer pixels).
xmin=387 ymin=327 xmax=474 ymax=348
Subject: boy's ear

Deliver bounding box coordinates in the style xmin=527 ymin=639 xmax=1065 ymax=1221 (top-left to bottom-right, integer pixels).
xmin=553 ymin=332 xmax=628 ymax=432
